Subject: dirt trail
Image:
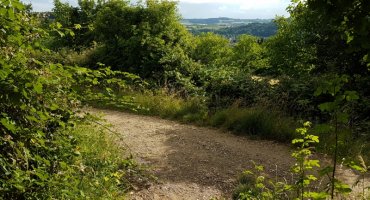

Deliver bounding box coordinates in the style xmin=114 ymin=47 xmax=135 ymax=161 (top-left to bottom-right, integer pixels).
xmin=92 ymin=109 xmax=368 ymax=200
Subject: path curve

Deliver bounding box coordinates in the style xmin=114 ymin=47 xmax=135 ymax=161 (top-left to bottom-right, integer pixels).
xmin=91 ymin=109 xmax=368 ymax=200
xmin=92 ymin=109 xmax=294 ymax=199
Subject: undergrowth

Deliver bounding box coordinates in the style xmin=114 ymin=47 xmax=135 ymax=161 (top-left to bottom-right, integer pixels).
xmin=129 ymin=91 xmax=209 ymax=123
xmin=89 ymin=89 xmax=369 ymax=165
xmin=233 ymin=122 xmax=370 ymax=200
xmin=52 ymin=119 xmax=143 ymax=199
xmin=90 ymin=90 xmax=297 ymax=143
xmin=209 ymin=106 xmax=296 ymax=142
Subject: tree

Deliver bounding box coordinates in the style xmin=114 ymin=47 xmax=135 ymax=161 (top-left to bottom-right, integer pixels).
xmin=265 ymin=15 xmax=317 ymax=76
xmin=232 ymin=34 xmax=268 ymax=72
xmin=267 ymin=0 xmax=370 ymax=77
xmin=191 ymin=32 xmax=233 ymax=68
xmin=94 ymin=0 xmax=194 ymax=83
xmin=50 ymin=0 xmax=102 ymax=49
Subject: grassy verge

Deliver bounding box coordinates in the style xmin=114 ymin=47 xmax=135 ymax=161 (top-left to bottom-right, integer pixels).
xmin=89 ymin=90 xmax=297 ymax=143
xmin=88 ymin=90 xmax=369 ymax=163
xmin=209 ymin=106 xmax=296 ymax=142
xmin=128 ymin=91 xmax=209 ymax=124
xmin=53 ymin=120 xmax=146 ymax=199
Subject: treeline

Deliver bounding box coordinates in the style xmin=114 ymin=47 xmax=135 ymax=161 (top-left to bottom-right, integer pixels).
xmin=188 ymin=22 xmax=277 ymax=39
xmin=182 ymin=17 xmax=272 ymax=25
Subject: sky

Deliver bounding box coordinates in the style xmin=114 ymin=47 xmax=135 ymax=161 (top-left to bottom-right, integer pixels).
xmin=23 ymin=0 xmax=291 ymax=19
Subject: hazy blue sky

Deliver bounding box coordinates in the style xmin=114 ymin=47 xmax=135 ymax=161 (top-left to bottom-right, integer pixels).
xmin=23 ymin=0 xmax=290 ymax=19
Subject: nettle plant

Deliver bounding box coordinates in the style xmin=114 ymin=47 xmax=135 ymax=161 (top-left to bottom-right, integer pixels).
xmin=235 ymin=119 xmax=369 ymax=200
xmin=291 ymin=121 xmax=327 ymax=200
xmin=314 ymin=74 xmax=360 ymax=199
xmin=235 ymin=122 xmax=326 ymax=200
xmin=234 ymin=75 xmax=369 ymax=200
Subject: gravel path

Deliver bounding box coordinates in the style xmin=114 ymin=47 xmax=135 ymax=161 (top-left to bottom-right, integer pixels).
xmin=91 ymin=109 xmax=369 ymax=200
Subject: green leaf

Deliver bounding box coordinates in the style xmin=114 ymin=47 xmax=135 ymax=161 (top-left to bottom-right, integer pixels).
xmin=319 ymin=166 xmax=333 ymax=176
xmin=310 ymin=135 xmax=319 ymax=143
xmin=12 ymin=1 xmax=25 ymax=10
xmin=303 ymin=121 xmax=312 ymax=127
xmin=49 ymin=104 xmax=59 ymax=111
xmin=13 ymin=184 xmax=25 ymax=191
xmin=347 ymin=162 xmax=367 ymax=173
xmin=7 ymin=9 xmax=15 ymax=20
xmin=0 ymin=118 xmax=16 ymax=133
xmin=59 ymin=161 xmax=68 ymax=169
xmin=292 ymin=138 xmax=304 ymax=144
xmin=305 ymin=192 xmax=329 ymax=200
xmin=335 ymin=181 xmax=352 ymax=194
xmin=304 ymin=160 xmax=320 ymax=168
xmin=318 ymin=102 xmax=336 ymax=112
xmin=69 ymin=30 xmax=75 ymax=37
xmin=306 ymin=174 xmax=318 ymax=181
xmin=344 ymin=91 xmax=359 ymax=101
xmin=33 ymin=82 xmax=43 ymax=94
xmin=26 ymin=115 xmax=39 ymax=123
xmin=57 ymin=30 xmax=65 ymax=37
xmin=74 ymin=24 xmax=82 ymax=29
xmin=35 ymin=170 xmax=49 ymax=181
xmin=56 ymin=22 xmax=63 ymax=29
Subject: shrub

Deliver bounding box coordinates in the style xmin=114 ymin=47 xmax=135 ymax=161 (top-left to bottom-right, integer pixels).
xmin=0 ymin=2 xmax=140 ymax=197
xmin=209 ymin=107 xmax=296 ymax=142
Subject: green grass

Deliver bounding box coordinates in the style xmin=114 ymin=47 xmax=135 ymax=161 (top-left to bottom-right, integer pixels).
xmin=209 ymin=107 xmax=296 ymax=142
xmin=90 ymin=90 xmax=297 ymax=143
xmin=53 ymin=121 xmax=145 ymax=199
xmin=132 ymin=91 xmax=208 ymax=123
xmin=72 ymin=124 xmax=127 ymax=199
xmin=125 ymin=91 xmax=369 ymax=162
xmin=90 ymin=90 xmax=209 ymax=124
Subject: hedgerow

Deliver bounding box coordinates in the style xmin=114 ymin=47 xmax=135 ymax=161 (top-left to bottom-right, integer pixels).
xmin=0 ymin=1 xmax=140 ymax=198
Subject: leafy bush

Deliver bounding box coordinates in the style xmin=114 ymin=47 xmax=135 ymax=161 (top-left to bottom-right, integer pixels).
xmin=198 ymin=67 xmax=273 ymax=109
xmin=0 ymin=2 xmax=140 ymax=198
xmin=1 ymin=2 xmax=78 ymax=197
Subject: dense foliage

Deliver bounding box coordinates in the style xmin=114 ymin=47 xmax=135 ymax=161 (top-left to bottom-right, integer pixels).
xmin=1 ymin=0 xmax=369 ymax=198
xmin=43 ymin=0 xmax=369 ymax=159
xmin=0 ymin=0 xmax=140 ymax=198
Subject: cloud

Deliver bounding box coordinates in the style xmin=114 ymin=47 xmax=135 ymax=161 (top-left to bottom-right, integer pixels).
xmin=178 ymin=1 xmax=289 ymax=19
xmin=218 ymin=5 xmax=228 ymax=11
xmin=25 ymin=0 xmax=290 ymax=18
xmin=180 ymin=0 xmax=288 ymax=10
xmin=24 ymin=0 xmax=78 ymax=11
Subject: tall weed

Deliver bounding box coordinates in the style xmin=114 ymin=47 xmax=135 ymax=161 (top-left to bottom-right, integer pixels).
xmin=57 ymin=120 xmax=144 ymax=199
xmin=121 ymin=90 xmax=209 ymax=123
xmin=210 ymin=107 xmax=296 ymax=142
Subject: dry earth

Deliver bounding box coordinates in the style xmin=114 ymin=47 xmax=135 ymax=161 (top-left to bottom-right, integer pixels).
xmin=90 ymin=109 xmax=369 ymax=200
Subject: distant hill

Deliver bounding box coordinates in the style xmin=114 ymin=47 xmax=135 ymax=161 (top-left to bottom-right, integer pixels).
xmin=182 ymin=18 xmax=277 ymax=39
xmin=181 ymin=17 xmax=273 ymax=25
xmin=213 ymin=22 xmax=277 ymax=38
